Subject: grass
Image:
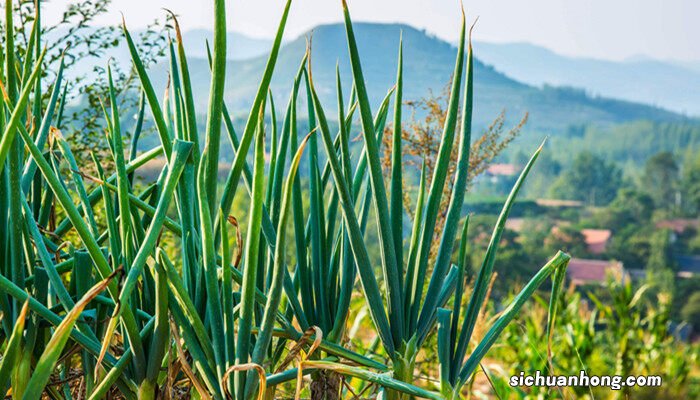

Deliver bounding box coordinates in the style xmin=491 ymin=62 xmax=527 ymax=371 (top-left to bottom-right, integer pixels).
xmin=0 ymin=0 xmax=570 ymax=398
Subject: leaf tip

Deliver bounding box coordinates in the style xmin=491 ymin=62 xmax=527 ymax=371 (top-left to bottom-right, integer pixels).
xmin=469 ymin=17 xmax=479 ymax=45
xmin=164 ymin=8 xmax=184 ymax=43
xmin=18 ymin=300 xmax=30 ymax=324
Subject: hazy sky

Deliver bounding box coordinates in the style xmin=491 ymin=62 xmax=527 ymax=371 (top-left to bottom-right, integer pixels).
xmin=42 ymin=0 xmax=699 ymax=61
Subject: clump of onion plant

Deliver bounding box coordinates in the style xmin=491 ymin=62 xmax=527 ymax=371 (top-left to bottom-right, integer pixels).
xmin=0 ymin=0 xmax=570 ymax=399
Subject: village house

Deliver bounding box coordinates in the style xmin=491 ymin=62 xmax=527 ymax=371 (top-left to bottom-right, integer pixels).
xmin=566 ymin=258 xmax=626 ymax=287
xmin=655 ymin=218 xmax=700 ymax=242
xmin=581 ymin=229 xmax=612 ymax=255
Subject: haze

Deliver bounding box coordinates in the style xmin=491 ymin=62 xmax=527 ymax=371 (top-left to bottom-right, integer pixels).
xmin=41 ymin=0 xmax=699 ymax=62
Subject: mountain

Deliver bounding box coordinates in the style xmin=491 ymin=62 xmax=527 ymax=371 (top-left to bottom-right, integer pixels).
xmin=474 ymin=41 xmax=700 ymax=116
xmin=150 ymin=23 xmax=684 ymax=136
xmin=672 ymin=60 xmax=700 ymax=75
xmin=179 ymin=29 xmax=272 ymax=60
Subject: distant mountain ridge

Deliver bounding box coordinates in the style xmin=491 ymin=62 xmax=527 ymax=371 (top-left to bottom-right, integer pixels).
xmin=180 ymin=29 xmax=273 ymax=60
xmin=152 ymin=22 xmax=685 ymax=135
xmin=473 ymin=41 xmax=700 ymax=115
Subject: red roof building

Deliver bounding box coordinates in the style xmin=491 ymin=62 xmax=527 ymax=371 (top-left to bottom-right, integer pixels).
xmin=566 ymin=258 xmax=625 ymax=286
xmin=655 ymin=219 xmax=699 ymax=234
xmin=581 ymin=229 xmax=612 ymax=255
xmin=486 ymin=163 xmax=518 ymax=176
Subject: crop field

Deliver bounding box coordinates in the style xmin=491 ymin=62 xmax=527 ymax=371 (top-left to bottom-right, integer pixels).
xmin=0 ymin=0 xmax=698 ymax=399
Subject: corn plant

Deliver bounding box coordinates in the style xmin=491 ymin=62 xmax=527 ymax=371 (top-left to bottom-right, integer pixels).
xmin=496 ymin=289 xmax=598 ymax=398
xmin=498 ymin=278 xmax=699 ymax=399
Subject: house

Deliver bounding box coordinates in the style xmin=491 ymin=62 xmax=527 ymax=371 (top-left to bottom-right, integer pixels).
xmin=547 ymin=226 xmax=611 ymax=255
xmin=535 ymin=199 xmax=583 ymax=208
xmin=505 ymin=217 xmax=525 ymax=232
xmin=626 ymin=255 xmax=700 ymax=280
xmin=655 ymin=219 xmax=699 ymax=234
xmin=566 ymin=258 xmax=625 ymax=286
xmin=482 ymin=163 xmax=519 ymax=185
xmin=626 ymin=268 xmax=649 ymax=281
xmin=675 ymin=255 xmax=700 ymax=278
xmin=486 ymin=163 xmax=518 ymax=177
xmin=581 ymin=229 xmax=612 ymax=255
xmin=655 ymin=219 xmax=699 ymax=242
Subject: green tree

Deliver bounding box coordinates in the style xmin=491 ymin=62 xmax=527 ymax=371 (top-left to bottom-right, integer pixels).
xmin=680 ymin=292 xmax=700 ymax=329
xmin=594 ymin=188 xmax=655 ymax=231
xmin=521 ymin=149 xmax=562 ymax=197
xmin=606 ymin=226 xmax=652 ymax=268
xmin=3 ymin=1 xmax=169 ymax=167
xmin=646 ymin=229 xmax=675 ymax=271
xmin=642 ymin=152 xmax=680 ymax=211
xmin=682 ymin=153 xmax=700 ymax=215
xmin=543 ymin=225 xmax=588 ymax=258
xmin=550 ymin=151 xmax=623 ymax=206
xmin=687 ymin=230 xmax=700 ymax=253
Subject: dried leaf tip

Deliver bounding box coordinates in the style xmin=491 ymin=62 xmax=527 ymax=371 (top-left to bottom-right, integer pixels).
xmin=164 ymin=8 xmax=184 ymax=42
xmin=302 ymin=127 xmax=318 ymax=147
xmin=0 ymin=77 xmax=10 ymax=101
xmin=18 ymin=300 xmax=29 ymax=322
xmin=305 ymin=33 xmax=314 ymax=82
xmin=50 ymin=127 xmax=65 ymax=141
xmin=469 ymin=17 xmax=480 ymax=44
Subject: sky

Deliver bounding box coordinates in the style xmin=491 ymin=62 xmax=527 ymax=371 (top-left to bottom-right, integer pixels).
xmin=42 ymin=0 xmax=700 ymax=62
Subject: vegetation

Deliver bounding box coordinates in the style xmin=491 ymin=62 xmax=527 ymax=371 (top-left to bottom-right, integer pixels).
xmin=1 ymin=0 xmax=698 ymax=399
xmin=382 ymin=86 xmax=526 ymax=205
xmin=682 ymin=292 xmax=700 ymax=329
xmin=495 ymin=281 xmax=700 ymax=399
xmin=550 ymin=151 xmax=623 ymax=206
xmin=0 ymin=0 xmax=574 ymax=398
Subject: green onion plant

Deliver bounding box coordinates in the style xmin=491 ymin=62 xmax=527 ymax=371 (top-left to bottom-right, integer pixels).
xmin=0 ymin=0 xmax=569 ymax=398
